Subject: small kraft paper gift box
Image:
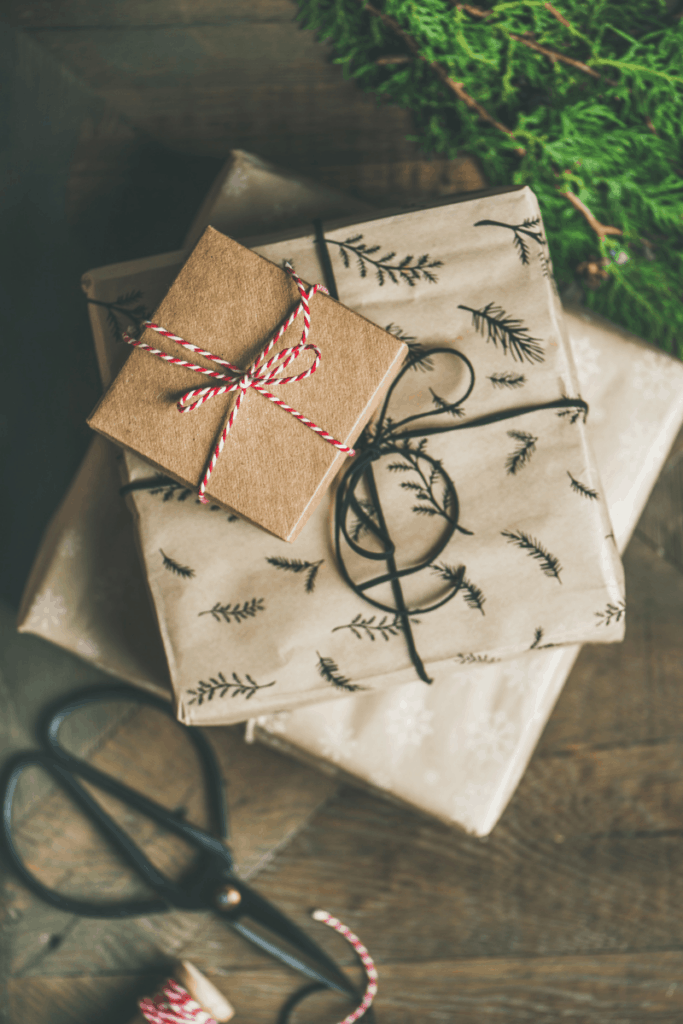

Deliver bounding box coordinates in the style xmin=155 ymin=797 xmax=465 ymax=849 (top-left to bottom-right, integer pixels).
xmin=19 ymin=153 xmax=683 ymax=833
xmin=83 ymin=185 xmax=625 ymax=725
xmin=87 ymin=229 xmax=407 ymax=542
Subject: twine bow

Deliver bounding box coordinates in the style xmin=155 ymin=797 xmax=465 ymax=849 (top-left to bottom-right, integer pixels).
xmin=122 ymin=264 xmax=354 ymax=504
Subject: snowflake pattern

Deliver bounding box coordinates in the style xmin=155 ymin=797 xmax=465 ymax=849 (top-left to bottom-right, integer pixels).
xmin=461 ymin=709 xmax=518 ymax=764
xmin=58 ymin=529 xmax=81 ymax=559
xmin=258 ymin=710 xmax=291 ymax=735
xmin=319 ymin=721 xmax=357 ymax=764
xmin=27 ymin=589 xmax=67 ymax=631
xmin=570 ymin=330 xmax=602 ymax=387
xmin=631 ymin=347 xmax=677 ymax=404
xmin=385 ymin=695 xmax=434 ymax=749
xmin=448 ymin=780 xmax=495 ymax=825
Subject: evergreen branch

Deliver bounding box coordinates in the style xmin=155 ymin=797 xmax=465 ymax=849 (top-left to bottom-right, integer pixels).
xmin=265 ymin=556 xmax=324 ymax=592
xmin=560 ymin=190 xmax=623 ymax=243
xmin=327 ymin=233 xmax=442 ymax=286
xmin=429 ymin=387 xmax=465 ymax=416
xmin=198 ymin=598 xmax=265 ymax=624
xmin=595 ymin=600 xmax=626 ymax=626
xmin=356 ymin=0 xmax=525 ymax=152
xmin=488 ymin=371 xmax=527 ymax=389
xmin=461 ymin=576 xmax=486 ymax=615
xmin=186 ymin=672 xmax=276 ymax=705
xmin=349 ymin=499 xmax=379 ymax=542
xmin=430 ymin=563 xmax=485 ymax=614
xmin=159 ymin=550 xmax=195 ymax=579
xmin=459 ymin=302 xmax=545 ymax=363
xmin=557 ymin=396 xmax=587 ymax=424
xmin=473 ymin=218 xmax=546 ymax=265
xmin=316 ymin=652 xmax=366 ymax=691
xmin=505 ymin=430 xmax=538 ymax=475
xmin=331 ymin=613 xmax=406 ymax=642
xmin=568 ymin=471 xmax=599 ymax=499
xmin=530 ymin=626 xmax=556 ymax=649
xmin=124 ymin=475 xmax=237 ymax=518
xmin=384 ymin=325 xmax=437 ymax=372
xmin=391 ymin=439 xmax=454 ymax=522
xmin=87 ymin=292 xmax=148 ymax=343
xmin=429 ymin=561 xmax=466 ymax=592
xmin=501 ymin=529 xmax=562 ymax=582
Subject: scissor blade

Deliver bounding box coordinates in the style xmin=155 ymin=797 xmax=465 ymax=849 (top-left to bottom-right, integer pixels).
xmin=229 ymin=919 xmax=352 ymax=996
xmin=221 ymin=879 xmax=355 ymax=996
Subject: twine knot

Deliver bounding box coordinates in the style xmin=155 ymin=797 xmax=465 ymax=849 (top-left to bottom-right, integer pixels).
xmin=122 ymin=263 xmax=355 ymax=505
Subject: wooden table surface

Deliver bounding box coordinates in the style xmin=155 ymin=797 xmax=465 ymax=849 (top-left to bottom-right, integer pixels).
xmin=1 ymin=3 xmax=683 ymax=1022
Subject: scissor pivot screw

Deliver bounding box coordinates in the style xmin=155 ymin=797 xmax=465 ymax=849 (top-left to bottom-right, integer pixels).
xmin=215 ymin=886 xmax=242 ymax=911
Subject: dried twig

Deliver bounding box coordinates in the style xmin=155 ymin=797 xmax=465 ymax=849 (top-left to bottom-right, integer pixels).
xmin=360 ymin=0 xmax=524 ymax=153
xmin=560 ymin=190 xmax=623 ymax=241
xmin=453 ymin=2 xmax=617 ymax=85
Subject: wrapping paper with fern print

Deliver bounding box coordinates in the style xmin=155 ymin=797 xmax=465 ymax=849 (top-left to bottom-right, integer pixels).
xmin=80 ymin=185 xmax=624 ymax=724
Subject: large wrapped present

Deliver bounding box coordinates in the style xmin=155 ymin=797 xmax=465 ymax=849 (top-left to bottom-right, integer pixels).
xmin=86 ymin=187 xmax=624 ymax=724
xmin=18 ymin=153 xmax=682 ymax=833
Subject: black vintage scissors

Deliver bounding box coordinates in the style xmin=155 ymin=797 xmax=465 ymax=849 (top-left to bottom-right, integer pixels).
xmin=0 ymin=684 xmax=357 ymax=1004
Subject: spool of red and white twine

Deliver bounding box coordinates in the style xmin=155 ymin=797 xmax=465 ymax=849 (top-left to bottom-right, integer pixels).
xmin=136 ymin=913 xmax=377 ymax=1024
xmin=121 ymin=263 xmax=354 ymax=505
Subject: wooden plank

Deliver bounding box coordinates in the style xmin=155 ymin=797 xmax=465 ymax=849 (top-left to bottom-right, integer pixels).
xmin=636 ymin=426 xmax=683 ymax=577
xmin=1 ymin=0 xmax=296 ymax=28
xmin=11 ymin=952 xmax=683 ymax=1024
xmin=5 ymin=697 xmax=335 ymax=977
xmin=20 ymin=23 xmax=421 ymax=169
xmin=538 ymin=533 xmax=683 ymax=755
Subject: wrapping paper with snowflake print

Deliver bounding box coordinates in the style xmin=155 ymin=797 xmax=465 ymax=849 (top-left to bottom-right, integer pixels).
xmin=87 ymin=186 xmax=624 ymax=725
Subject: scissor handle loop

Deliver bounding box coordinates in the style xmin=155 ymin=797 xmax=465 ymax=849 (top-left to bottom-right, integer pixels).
xmin=1 ymin=684 xmax=232 ymax=918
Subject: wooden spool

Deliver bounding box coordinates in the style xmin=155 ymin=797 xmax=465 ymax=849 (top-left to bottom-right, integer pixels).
xmin=127 ymin=960 xmax=235 ymax=1023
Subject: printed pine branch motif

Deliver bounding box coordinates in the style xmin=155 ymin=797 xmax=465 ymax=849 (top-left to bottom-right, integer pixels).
xmin=348 ymin=499 xmax=379 ymax=543
xmin=132 ymin=476 xmax=238 ymax=519
xmin=430 ymin=563 xmax=486 ymax=615
xmin=530 ymin=627 xmax=556 ymax=650
xmin=316 ymin=653 xmax=366 ymax=692
xmin=187 ymin=672 xmax=276 ymax=705
xmin=595 ymin=600 xmax=626 ymax=627
xmin=473 ymin=217 xmax=547 ymax=266
xmin=488 ymin=371 xmax=527 ymax=390
xmin=198 ymin=598 xmax=265 ymax=624
xmin=501 ymin=529 xmax=562 ymax=583
xmin=386 ymin=325 xmax=436 ymax=373
xmin=332 ymin=613 xmax=410 ymax=642
xmin=265 ymin=556 xmax=323 ymax=593
xmin=159 ymin=550 xmax=195 ymax=579
xmin=458 ymin=302 xmax=544 ymax=364
xmin=430 ymin=388 xmax=465 ymax=418
xmin=506 ymin=431 xmax=538 ymax=475
xmin=389 ymin=438 xmax=454 ymax=523
xmin=557 ymin=395 xmax=587 ymax=425
xmin=326 ymin=234 xmax=443 ymax=286
xmin=568 ymin=472 xmax=599 ymax=500
xmin=88 ymin=290 xmax=149 ymax=343
xmin=455 ymin=653 xmax=500 ymax=664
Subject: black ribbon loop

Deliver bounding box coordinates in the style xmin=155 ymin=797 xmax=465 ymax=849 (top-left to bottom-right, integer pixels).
xmin=334 ymin=345 xmax=588 ymax=684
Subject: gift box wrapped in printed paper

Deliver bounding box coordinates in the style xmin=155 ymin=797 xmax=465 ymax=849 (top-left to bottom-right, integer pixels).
xmin=82 ymin=186 xmax=623 ymax=724
xmin=18 ymin=153 xmax=683 ymax=834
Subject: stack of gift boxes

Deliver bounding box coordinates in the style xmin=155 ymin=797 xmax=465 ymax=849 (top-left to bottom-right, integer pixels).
xmin=20 ymin=151 xmax=683 ymax=836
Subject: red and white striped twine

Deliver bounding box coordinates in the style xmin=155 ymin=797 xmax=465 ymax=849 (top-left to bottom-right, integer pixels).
xmin=139 ymin=979 xmax=217 ymax=1024
xmin=312 ymin=909 xmax=378 ymax=1023
xmin=138 ymin=912 xmax=376 ymax=1024
xmin=122 ymin=263 xmax=355 ymax=504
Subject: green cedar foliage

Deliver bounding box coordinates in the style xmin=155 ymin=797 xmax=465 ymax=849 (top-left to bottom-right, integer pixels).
xmin=297 ymin=0 xmax=683 ymax=355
